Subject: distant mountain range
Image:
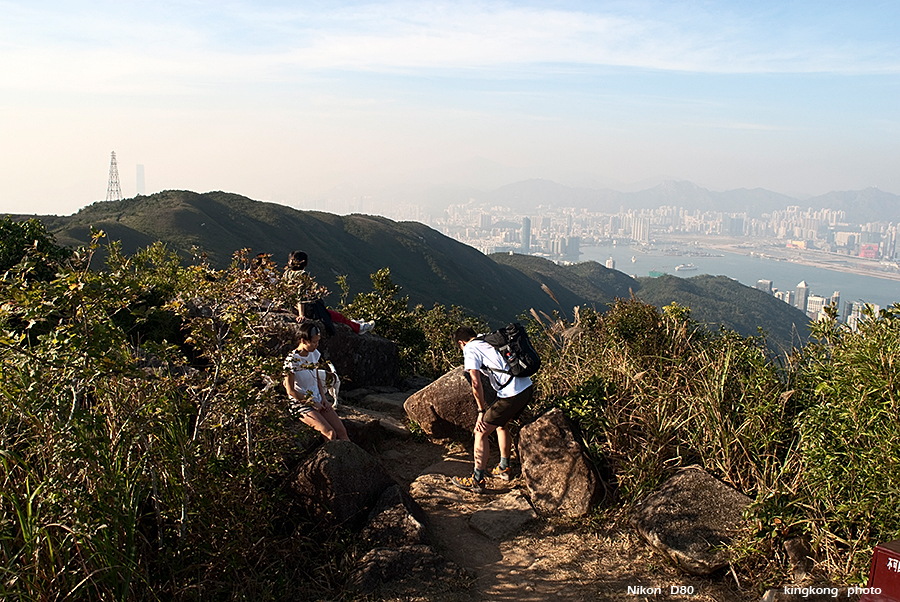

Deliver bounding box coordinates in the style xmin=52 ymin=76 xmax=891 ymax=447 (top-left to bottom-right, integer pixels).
xmin=466 ymin=179 xmax=900 ymax=223
xmin=17 ymin=190 xmax=810 ymax=350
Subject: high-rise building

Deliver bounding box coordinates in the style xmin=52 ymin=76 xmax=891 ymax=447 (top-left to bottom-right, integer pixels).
xmin=521 ymin=217 xmax=531 ymax=254
xmin=775 ymin=290 xmax=794 ymax=306
xmin=136 ymin=164 xmax=145 ymax=195
xmin=806 ymin=294 xmax=827 ymax=318
xmin=606 ymin=257 xmax=616 ymax=270
xmin=829 ymin=291 xmax=841 ymax=313
xmin=478 ymin=213 xmax=491 ymax=230
xmin=795 ymin=281 xmax=809 ymax=313
xmin=756 ymin=279 xmax=773 ymax=294
xmin=634 ymin=217 xmax=651 ymax=243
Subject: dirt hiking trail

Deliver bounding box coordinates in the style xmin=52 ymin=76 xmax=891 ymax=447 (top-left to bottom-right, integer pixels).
xmin=350 ymin=388 xmax=757 ymax=602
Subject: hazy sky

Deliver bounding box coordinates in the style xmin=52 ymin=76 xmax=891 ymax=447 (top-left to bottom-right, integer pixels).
xmin=2 ymin=0 xmax=899 ymax=215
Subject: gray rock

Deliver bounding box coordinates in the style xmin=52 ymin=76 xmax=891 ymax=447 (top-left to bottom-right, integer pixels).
xmin=403 ymin=365 xmax=496 ymax=438
xmin=630 ymin=465 xmax=752 ymax=575
xmin=355 ymin=391 xmax=411 ymax=412
xmin=338 ymin=405 xmax=410 ymax=440
xmin=260 ymin=313 xmax=400 ymax=389
xmin=318 ymin=324 xmax=400 ymax=389
xmin=360 ymin=484 xmax=429 ymax=548
xmin=783 ymin=537 xmax=814 ymax=582
xmin=349 ymin=544 xmax=470 ymax=594
xmin=468 ymin=489 xmax=537 ymax=541
xmin=290 ymin=440 xmax=396 ymax=527
xmin=518 ymin=408 xmax=602 ymax=517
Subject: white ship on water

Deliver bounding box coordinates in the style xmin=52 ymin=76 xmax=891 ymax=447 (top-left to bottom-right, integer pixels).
xmin=675 ymin=263 xmax=698 ymax=271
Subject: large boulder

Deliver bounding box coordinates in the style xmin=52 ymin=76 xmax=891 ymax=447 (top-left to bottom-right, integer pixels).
xmin=630 ymin=465 xmax=752 ymax=575
xmin=360 ymin=484 xmax=429 ymax=549
xmin=319 ymin=324 xmax=400 ymax=389
xmin=518 ymin=408 xmax=602 ymax=517
xmin=261 ymin=312 xmax=399 ymax=389
xmin=403 ymin=366 xmax=496 ymax=438
xmin=349 ymin=545 xmax=470 ymax=595
xmin=290 ymin=440 xmax=396 ymax=527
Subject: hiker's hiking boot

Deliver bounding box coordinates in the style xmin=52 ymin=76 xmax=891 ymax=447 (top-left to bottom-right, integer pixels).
xmin=451 ymin=474 xmax=486 ymax=493
xmin=489 ymin=465 xmax=512 ymax=481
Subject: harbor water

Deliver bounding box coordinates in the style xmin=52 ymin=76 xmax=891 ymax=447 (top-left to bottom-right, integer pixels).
xmin=579 ymin=244 xmax=900 ymax=310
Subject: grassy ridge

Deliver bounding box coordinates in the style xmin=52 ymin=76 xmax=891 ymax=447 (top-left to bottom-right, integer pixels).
xmin=21 ymin=191 xmax=809 ymax=349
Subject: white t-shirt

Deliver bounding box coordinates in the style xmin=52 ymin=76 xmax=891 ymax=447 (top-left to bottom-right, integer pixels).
xmin=463 ymin=339 xmax=532 ymax=398
xmin=283 ymin=348 xmax=323 ymax=404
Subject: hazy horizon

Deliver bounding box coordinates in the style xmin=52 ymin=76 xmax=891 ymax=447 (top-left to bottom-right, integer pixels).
xmin=3 ymin=1 xmax=899 ymax=216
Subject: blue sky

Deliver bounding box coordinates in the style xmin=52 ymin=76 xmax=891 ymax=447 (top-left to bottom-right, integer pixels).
xmin=2 ymin=0 xmax=899 ymax=214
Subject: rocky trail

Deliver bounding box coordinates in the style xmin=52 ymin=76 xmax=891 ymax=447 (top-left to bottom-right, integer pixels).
xmin=338 ymin=385 xmax=757 ymax=602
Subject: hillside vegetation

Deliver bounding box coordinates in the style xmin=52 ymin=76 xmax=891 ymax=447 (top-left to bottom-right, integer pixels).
xmin=20 ymin=190 xmax=808 ymax=349
xmin=1 ymin=218 xmax=899 ymax=599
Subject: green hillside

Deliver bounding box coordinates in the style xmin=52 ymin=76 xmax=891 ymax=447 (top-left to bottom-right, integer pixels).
xmin=23 ymin=190 xmax=810 ymax=347
xmin=632 ymin=274 xmax=811 ymax=350
xmin=30 ymin=191 xmax=577 ymax=325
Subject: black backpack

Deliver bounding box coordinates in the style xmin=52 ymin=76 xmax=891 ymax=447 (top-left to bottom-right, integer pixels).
xmin=478 ymin=322 xmax=541 ymax=388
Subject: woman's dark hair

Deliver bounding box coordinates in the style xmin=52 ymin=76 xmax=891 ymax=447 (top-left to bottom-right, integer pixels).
xmin=298 ymin=321 xmax=320 ymax=341
xmin=288 ymin=251 xmax=308 ymax=271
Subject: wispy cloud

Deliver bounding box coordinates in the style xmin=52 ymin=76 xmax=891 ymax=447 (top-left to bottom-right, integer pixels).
xmin=2 ymin=0 xmax=899 ymax=99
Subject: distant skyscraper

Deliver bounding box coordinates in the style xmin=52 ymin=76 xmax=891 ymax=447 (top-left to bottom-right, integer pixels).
xmin=606 ymin=257 xmax=616 ymax=270
xmin=136 ymin=164 xmax=145 ymax=195
xmin=106 ymin=151 xmax=122 ymax=202
xmin=756 ymin=279 xmax=773 ymax=294
xmin=806 ymin=294 xmax=827 ymax=318
xmin=634 ymin=217 xmax=650 ymax=243
xmin=521 ymin=217 xmax=531 ymax=254
xmin=795 ymin=280 xmax=809 ymax=313
xmin=775 ymin=290 xmax=794 ymax=306
xmin=829 ymin=291 xmax=841 ymax=314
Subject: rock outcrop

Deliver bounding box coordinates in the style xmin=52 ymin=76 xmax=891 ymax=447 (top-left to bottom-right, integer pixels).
xmin=352 ymin=480 xmax=468 ymax=595
xmin=468 ymin=489 xmax=537 ymax=541
xmin=290 ymin=440 xmax=395 ymax=527
xmin=518 ymin=408 xmax=602 ymax=517
xmin=360 ymin=484 xmax=429 ymax=548
xmin=630 ymin=465 xmax=752 ymax=575
xmin=318 ymin=324 xmax=399 ymax=389
xmin=349 ymin=545 xmax=470 ymax=595
xmin=403 ymin=365 xmax=496 ymax=437
xmin=261 ymin=312 xmax=399 ymax=389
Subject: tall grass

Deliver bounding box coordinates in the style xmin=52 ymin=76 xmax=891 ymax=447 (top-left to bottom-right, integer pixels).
xmin=529 ymin=299 xmax=900 ymax=584
xmin=0 ymin=239 xmax=352 ymax=600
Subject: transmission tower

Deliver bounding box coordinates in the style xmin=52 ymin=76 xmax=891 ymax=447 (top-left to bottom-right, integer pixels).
xmin=106 ymin=151 xmax=122 ymax=202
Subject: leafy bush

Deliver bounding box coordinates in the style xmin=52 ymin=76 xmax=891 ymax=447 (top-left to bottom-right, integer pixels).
xmin=339 ymin=267 xmax=486 ymax=378
xmin=0 ymin=216 xmax=72 ymax=281
xmin=0 ymin=237 xmax=347 ymax=600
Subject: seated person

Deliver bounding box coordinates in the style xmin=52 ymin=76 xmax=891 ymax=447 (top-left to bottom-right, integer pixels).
xmin=284 ymin=251 xmax=374 ymax=334
xmin=283 ymin=322 xmax=349 ymax=440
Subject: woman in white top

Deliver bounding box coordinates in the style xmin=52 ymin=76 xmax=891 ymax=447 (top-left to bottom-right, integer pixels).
xmin=282 ymin=322 xmax=349 ymax=441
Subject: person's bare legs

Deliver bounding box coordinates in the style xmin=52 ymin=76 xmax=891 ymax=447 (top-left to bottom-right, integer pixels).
xmin=301 ymin=410 xmax=341 ymax=440
xmin=474 ymin=423 xmax=498 ymax=470
xmin=496 ymin=425 xmax=512 ymax=461
xmin=319 ymin=405 xmax=349 ymax=440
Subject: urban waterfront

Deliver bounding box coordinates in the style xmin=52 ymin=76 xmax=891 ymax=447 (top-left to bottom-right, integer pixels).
xmin=580 ymin=244 xmax=900 ymax=310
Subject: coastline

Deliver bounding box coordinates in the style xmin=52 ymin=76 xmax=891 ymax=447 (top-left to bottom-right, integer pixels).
xmin=660 ymin=235 xmax=900 ymax=284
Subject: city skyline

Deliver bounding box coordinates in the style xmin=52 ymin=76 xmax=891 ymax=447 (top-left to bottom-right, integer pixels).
xmin=2 ymin=1 xmax=900 ymax=216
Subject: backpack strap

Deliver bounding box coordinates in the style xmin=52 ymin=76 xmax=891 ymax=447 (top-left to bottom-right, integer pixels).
xmin=473 ymin=336 xmax=515 ymax=390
